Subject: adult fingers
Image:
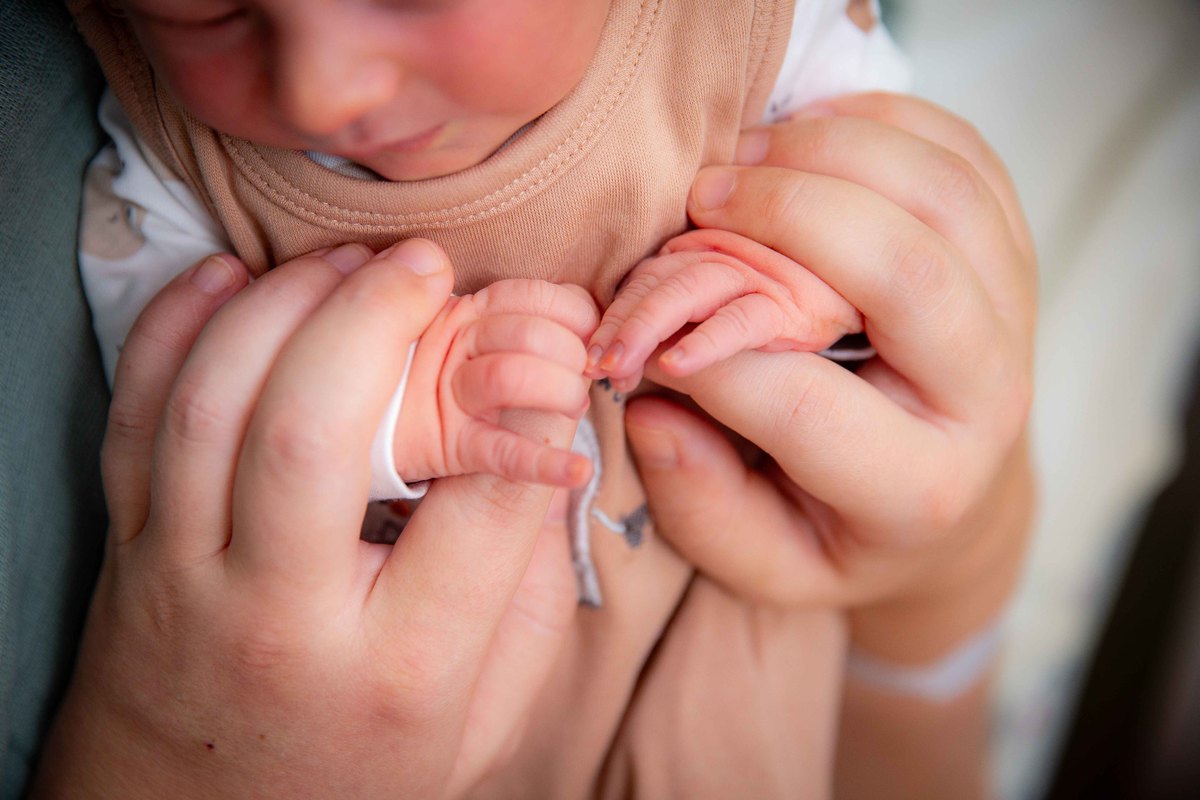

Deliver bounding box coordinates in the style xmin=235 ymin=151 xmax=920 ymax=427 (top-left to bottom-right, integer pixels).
xmin=625 ymin=396 xmax=847 ymax=606
xmin=687 ymin=165 xmax=1004 ymax=421
xmin=445 ymin=514 xmax=579 ymax=795
xmin=229 ymin=239 xmax=454 ymax=597
xmin=367 ymin=408 xmax=577 ymax=703
xmin=803 ymin=92 xmax=1035 ymax=265
xmin=736 ymin=108 xmax=1034 ymax=334
xmin=102 ymin=253 xmax=248 ymax=542
xmin=149 ymin=244 xmax=372 ymax=563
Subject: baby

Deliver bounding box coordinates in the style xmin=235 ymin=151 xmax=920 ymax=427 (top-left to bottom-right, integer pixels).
xmin=73 ymin=0 xmax=909 ymax=599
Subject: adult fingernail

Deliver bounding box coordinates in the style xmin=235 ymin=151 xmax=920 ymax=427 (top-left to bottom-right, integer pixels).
xmin=735 ymin=129 xmax=770 ymax=165
xmin=388 ymin=239 xmax=445 ymax=276
xmin=324 ymin=243 xmax=372 ymax=274
xmin=691 ymin=168 xmax=736 ymax=211
xmin=191 ymin=254 xmax=239 ymax=294
xmin=627 ymin=423 xmax=681 ymax=469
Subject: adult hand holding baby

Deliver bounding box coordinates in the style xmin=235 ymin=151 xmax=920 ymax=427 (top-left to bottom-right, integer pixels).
xmin=627 ymin=93 xmax=1037 ymax=797
xmin=32 ymin=241 xmax=587 ymax=799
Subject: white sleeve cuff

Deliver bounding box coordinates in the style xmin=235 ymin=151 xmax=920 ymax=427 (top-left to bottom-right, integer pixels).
xmin=368 ymin=341 xmax=429 ymax=501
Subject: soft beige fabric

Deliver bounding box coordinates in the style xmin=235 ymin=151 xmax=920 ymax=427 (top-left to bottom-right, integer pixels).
xmin=69 ymin=0 xmax=791 ymax=301
xmin=71 ymin=0 xmax=795 ymax=609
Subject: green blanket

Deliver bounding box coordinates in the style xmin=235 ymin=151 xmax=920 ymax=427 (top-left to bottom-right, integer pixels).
xmin=0 ymin=2 xmax=109 ymax=795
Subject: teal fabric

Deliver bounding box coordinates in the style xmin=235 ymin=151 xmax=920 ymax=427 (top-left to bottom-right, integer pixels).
xmin=0 ymin=2 xmax=109 ymax=795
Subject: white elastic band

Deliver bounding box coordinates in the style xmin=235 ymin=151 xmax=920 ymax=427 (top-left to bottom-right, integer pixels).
xmin=368 ymin=341 xmax=429 ymax=501
xmin=846 ymin=614 xmax=1007 ymax=702
xmin=568 ymin=417 xmax=604 ymax=607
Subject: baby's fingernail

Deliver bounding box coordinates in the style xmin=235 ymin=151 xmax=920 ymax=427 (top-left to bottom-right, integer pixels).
xmin=191 ymin=254 xmax=240 ymax=294
xmin=691 ymin=167 xmax=736 ymax=211
xmin=599 ymin=341 xmax=625 ymax=371
xmin=388 ymin=238 xmax=445 ymax=276
xmin=735 ymin=129 xmax=770 ymax=165
xmin=586 ymin=344 xmax=604 ymax=373
xmin=324 ymin=243 xmax=373 ymax=274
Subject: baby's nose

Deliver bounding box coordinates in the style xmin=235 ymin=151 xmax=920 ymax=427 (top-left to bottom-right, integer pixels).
xmin=273 ymin=24 xmax=400 ymax=137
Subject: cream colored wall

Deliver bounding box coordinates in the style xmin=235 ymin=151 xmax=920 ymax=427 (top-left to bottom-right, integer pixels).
xmin=895 ymin=1 xmax=1200 ymax=797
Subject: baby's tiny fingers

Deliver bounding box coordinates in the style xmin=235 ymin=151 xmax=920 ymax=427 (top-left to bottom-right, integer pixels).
xmin=597 ymin=259 xmax=742 ymax=379
xmin=475 ymin=279 xmax=600 ymax=340
xmin=462 ymin=424 xmax=592 ymax=488
xmin=454 ymin=354 xmax=591 ymax=419
xmin=468 ymin=314 xmax=587 ymax=372
xmin=658 ymin=293 xmax=783 ymax=376
xmin=587 ymin=269 xmax=663 ymax=376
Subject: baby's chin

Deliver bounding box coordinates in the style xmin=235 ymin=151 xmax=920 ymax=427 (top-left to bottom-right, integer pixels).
xmin=356 ymin=132 xmax=514 ymax=182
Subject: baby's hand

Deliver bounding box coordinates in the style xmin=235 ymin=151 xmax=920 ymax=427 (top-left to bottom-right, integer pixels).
xmin=396 ymin=278 xmax=599 ymax=488
xmin=587 ymin=228 xmax=862 ymax=392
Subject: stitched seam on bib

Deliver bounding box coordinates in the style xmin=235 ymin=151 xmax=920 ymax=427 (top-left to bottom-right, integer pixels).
xmin=225 ymin=0 xmax=662 ymax=228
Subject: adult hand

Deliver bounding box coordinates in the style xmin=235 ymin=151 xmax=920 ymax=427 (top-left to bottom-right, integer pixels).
xmin=629 ymin=92 xmax=1035 ymax=621
xmin=32 ymin=241 xmax=592 ymax=799
xmin=625 ymin=93 xmax=1036 ymax=797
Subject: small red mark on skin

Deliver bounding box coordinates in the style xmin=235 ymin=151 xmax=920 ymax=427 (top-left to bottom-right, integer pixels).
xmin=205 ymin=742 xmax=215 ymax=751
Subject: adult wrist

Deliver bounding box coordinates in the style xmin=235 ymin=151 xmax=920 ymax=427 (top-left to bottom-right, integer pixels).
xmin=848 ymin=436 xmax=1034 ymax=666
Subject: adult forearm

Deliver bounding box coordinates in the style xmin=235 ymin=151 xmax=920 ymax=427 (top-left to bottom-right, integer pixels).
xmin=835 ymin=439 xmax=1035 ymax=799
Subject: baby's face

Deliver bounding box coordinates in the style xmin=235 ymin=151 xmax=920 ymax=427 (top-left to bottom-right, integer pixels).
xmin=120 ymin=0 xmax=613 ymax=180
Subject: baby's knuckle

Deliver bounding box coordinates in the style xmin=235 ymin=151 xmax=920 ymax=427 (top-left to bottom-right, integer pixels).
xmin=719 ymin=301 xmax=759 ymax=339
xmin=482 ymin=357 xmax=528 ymax=400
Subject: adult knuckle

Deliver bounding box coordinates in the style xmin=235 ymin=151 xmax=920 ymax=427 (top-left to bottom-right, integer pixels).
xmin=886 ymin=229 xmax=955 ymax=308
xmin=256 ymin=409 xmax=337 ymax=476
xmin=915 ymin=467 xmax=970 ymax=533
xmin=927 ymin=153 xmax=987 ymax=213
xmin=104 ymin=399 xmax=156 ymax=450
xmin=163 ymin=377 xmax=227 ymax=446
xmin=778 ymin=367 xmax=833 ymax=443
xmin=227 ymin=625 xmax=298 ymax=679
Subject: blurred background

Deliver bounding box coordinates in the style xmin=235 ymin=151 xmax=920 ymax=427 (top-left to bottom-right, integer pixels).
xmin=892 ymin=0 xmax=1200 ymax=796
